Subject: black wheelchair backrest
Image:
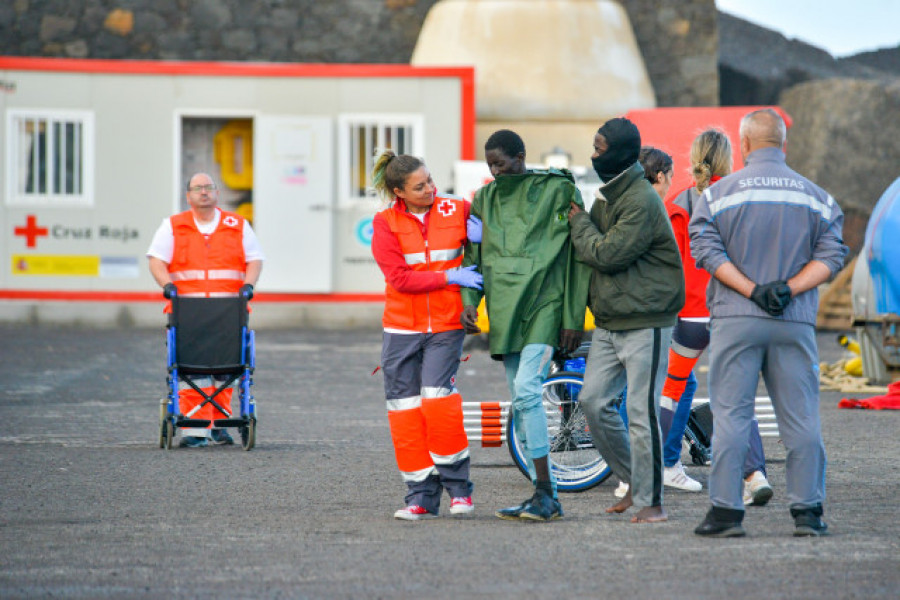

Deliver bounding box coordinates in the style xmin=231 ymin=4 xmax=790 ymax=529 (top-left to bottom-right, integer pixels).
xmin=171 ymin=296 xmax=248 ymax=372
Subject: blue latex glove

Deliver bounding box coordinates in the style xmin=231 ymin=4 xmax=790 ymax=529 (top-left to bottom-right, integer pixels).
xmin=466 ymin=215 xmax=483 ymax=243
xmin=446 ymin=265 xmax=483 ymax=290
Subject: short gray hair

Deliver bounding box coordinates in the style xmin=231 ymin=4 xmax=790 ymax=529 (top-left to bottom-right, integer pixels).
xmin=739 ymin=109 xmax=786 ymax=147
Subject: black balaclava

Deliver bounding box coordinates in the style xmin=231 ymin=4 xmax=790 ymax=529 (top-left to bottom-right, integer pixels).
xmin=591 ymin=117 xmax=641 ymax=182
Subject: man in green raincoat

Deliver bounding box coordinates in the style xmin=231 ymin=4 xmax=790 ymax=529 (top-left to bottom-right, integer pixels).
xmin=461 ymin=129 xmax=590 ymax=521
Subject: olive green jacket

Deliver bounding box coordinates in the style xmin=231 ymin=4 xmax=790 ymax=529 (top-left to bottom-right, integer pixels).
xmin=569 ymin=162 xmax=684 ymax=331
xmin=462 ymin=169 xmax=591 ymax=358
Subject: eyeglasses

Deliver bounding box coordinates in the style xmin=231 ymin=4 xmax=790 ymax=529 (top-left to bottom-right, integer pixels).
xmin=189 ymin=184 xmax=217 ymax=193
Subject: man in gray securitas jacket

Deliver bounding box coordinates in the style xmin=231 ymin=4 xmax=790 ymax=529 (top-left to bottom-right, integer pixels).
xmin=568 ymin=117 xmax=684 ymax=524
xmin=690 ymin=109 xmax=848 ymax=538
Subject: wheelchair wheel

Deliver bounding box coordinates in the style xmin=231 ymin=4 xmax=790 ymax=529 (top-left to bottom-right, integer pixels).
xmin=507 ymin=371 xmax=611 ymax=492
xmin=240 ymin=417 xmax=256 ymax=451
xmin=158 ymin=399 xmax=167 ymax=448
xmin=163 ymin=420 xmax=174 ymax=451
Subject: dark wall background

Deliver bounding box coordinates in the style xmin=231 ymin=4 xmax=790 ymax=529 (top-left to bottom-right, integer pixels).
xmin=0 ymin=0 xmax=440 ymax=63
xmin=0 ymin=0 xmax=718 ymax=107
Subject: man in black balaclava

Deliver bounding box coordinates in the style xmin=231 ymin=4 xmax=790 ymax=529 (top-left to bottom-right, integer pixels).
xmin=567 ymin=117 xmax=685 ymax=524
xmin=591 ymin=117 xmax=642 ymax=182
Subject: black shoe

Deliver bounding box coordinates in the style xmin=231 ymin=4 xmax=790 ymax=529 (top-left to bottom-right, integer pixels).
xmin=791 ymin=505 xmax=828 ymax=537
xmin=519 ymin=488 xmax=563 ymax=522
xmin=179 ymin=436 xmax=209 ymax=448
xmin=495 ymin=501 xmax=529 ymax=520
xmin=210 ymin=429 xmax=234 ymax=445
xmin=694 ymin=506 xmax=746 ymax=537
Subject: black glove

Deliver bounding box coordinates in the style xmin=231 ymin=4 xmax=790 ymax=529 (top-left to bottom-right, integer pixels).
xmin=559 ymin=329 xmax=583 ymax=355
xmin=240 ymin=283 xmax=254 ymax=300
xmin=163 ymin=283 xmax=177 ymax=299
xmin=750 ymin=281 xmax=792 ymax=316
xmin=460 ymin=305 xmax=481 ymax=334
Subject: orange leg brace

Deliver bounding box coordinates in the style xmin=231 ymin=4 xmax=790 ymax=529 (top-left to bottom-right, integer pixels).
xmin=387 ymin=406 xmax=434 ymax=476
xmin=661 ymin=349 xmax=701 ymax=401
xmin=421 ymin=392 xmax=469 ymax=458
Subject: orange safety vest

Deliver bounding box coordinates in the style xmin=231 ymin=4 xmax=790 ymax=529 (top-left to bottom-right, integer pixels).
xmin=381 ymin=196 xmax=467 ymax=333
xmin=169 ymin=210 xmax=246 ymax=297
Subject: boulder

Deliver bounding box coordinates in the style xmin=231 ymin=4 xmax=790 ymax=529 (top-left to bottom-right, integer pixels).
xmin=779 ymin=78 xmax=900 ymax=252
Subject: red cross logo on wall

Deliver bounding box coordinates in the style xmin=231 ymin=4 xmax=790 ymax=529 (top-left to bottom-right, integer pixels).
xmin=436 ymin=199 xmax=456 ymax=217
xmin=14 ymin=215 xmax=49 ymax=248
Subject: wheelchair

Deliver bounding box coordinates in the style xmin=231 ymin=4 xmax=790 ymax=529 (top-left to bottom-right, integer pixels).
xmin=158 ymin=294 xmax=257 ymax=450
xmin=506 ymin=343 xmax=613 ymax=492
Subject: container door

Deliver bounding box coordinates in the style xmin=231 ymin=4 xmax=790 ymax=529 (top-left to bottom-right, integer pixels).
xmin=253 ymin=116 xmax=333 ymax=292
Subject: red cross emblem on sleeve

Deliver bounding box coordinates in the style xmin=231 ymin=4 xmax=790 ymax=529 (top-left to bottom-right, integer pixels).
xmin=437 ymin=199 xmax=456 ymax=217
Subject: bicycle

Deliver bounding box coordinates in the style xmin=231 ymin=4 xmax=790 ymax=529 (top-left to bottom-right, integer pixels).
xmin=505 ymin=343 xmax=613 ymax=492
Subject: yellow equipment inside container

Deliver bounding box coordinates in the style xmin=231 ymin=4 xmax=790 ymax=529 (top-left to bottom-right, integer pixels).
xmin=214 ymin=119 xmax=253 ymax=190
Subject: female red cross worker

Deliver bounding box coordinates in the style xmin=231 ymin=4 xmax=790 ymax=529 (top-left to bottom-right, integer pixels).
xmin=371 ymin=150 xmax=484 ymax=521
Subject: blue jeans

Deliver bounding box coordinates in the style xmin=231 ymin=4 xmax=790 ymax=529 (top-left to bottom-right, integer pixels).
xmin=503 ymin=344 xmax=556 ymax=496
xmin=662 ymin=372 xmax=697 ymax=467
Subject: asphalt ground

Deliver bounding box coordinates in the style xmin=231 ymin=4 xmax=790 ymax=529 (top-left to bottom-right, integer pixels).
xmin=1 ymin=324 xmax=898 ymax=599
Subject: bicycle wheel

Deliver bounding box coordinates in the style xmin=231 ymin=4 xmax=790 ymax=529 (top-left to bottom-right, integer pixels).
xmin=507 ymin=371 xmax=611 ymax=492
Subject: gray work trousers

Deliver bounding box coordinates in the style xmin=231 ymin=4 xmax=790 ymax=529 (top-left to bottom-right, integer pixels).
xmin=707 ymin=317 xmax=825 ymax=510
xmin=580 ymin=326 xmax=671 ymax=509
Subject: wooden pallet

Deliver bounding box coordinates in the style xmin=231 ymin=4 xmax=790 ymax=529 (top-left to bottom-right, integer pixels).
xmin=817 ymin=256 xmax=856 ymax=330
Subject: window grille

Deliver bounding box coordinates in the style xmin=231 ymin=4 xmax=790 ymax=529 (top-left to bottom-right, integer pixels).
xmin=6 ymin=110 xmax=94 ymax=205
xmin=338 ymin=114 xmax=424 ymax=204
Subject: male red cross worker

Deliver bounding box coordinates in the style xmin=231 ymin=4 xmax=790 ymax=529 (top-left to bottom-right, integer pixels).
xmin=147 ymin=172 xmax=264 ymax=448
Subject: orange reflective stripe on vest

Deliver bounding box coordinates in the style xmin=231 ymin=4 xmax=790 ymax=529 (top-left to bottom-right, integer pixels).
xmin=169 ymin=210 xmax=246 ymax=297
xmin=380 ymin=196 xmax=467 ymax=333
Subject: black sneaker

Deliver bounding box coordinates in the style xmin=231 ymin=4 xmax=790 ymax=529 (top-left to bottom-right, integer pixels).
xmin=179 ymin=436 xmax=209 ymax=448
xmin=694 ymin=506 xmax=746 ymax=537
xmin=791 ymin=505 xmax=828 ymax=537
xmin=519 ymin=488 xmax=563 ymax=521
xmin=210 ymin=429 xmax=234 ymax=445
xmin=495 ymin=500 xmax=529 ymax=520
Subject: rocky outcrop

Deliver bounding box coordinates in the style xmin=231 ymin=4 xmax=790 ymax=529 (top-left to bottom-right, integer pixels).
xmin=619 ymin=0 xmax=719 ymax=106
xmin=840 ymin=47 xmax=900 ymax=76
xmin=780 ymin=78 xmax=900 ymax=252
xmin=718 ymin=11 xmax=892 ymax=106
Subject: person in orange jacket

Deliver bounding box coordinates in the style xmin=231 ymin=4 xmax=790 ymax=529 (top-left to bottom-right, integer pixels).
xmin=370 ymin=150 xmax=483 ymax=520
xmin=147 ymin=172 xmax=264 ymax=448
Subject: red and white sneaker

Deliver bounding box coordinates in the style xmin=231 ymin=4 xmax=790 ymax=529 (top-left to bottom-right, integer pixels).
xmin=449 ymin=496 xmax=475 ymax=515
xmin=393 ymin=504 xmax=437 ymax=521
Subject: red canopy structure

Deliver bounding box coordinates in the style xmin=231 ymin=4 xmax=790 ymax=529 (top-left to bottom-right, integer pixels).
xmin=624 ymin=106 xmax=793 ymax=201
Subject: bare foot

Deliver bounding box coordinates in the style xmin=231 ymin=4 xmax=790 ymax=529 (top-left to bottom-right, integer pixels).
xmin=606 ymin=489 xmax=633 ymax=513
xmin=631 ymin=505 xmax=668 ymax=523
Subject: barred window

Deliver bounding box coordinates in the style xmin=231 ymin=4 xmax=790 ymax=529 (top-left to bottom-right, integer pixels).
xmin=6 ymin=110 xmax=94 ymax=205
xmin=338 ymin=114 xmax=424 ymax=205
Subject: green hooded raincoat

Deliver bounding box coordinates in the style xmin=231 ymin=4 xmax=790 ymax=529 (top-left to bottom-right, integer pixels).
xmin=462 ymin=169 xmax=591 ymax=358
